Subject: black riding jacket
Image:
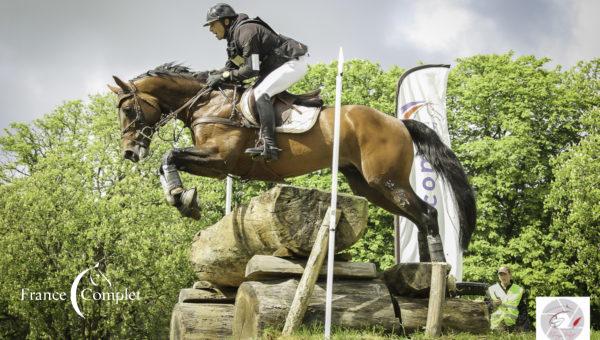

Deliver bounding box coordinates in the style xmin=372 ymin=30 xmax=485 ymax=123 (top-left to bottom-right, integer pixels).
xmin=223 ymin=14 xmax=308 ymax=82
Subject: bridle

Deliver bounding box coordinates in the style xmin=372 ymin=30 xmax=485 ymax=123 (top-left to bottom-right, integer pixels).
xmin=118 ymin=85 xmax=155 ymax=140
xmin=117 ymin=82 xmax=213 ymax=143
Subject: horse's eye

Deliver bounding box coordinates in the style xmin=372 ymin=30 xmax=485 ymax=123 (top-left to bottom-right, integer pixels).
xmin=122 ymin=107 xmax=136 ymax=119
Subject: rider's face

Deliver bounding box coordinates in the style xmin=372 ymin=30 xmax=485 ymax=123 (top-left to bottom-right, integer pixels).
xmin=209 ymin=20 xmax=226 ymax=40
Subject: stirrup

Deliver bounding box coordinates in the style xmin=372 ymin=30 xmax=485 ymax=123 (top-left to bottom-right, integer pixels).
xmin=244 ymin=144 xmax=281 ymax=161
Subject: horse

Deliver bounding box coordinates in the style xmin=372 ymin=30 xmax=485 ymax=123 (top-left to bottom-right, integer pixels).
xmin=108 ymin=63 xmax=476 ymax=262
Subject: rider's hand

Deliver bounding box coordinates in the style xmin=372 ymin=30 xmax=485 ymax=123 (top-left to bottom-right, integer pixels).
xmin=207 ymin=73 xmax=223 ymax=89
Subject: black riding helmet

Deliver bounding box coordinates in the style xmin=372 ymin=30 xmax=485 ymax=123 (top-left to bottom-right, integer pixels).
xmin=203 ymin=3 xmax=237 ymax=26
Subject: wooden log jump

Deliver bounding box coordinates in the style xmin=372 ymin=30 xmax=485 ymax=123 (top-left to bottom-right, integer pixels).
xmin=282 ymin=208 xmax=340 ymax=335
xmin=189 ymin=185 xmax=368 ymax=287
xmin=232 ymin=279 xmax=399 ymax=339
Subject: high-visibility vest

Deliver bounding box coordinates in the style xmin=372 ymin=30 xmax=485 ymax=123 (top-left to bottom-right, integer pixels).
xmin=488 ymin=282 xmax=524 ymax=329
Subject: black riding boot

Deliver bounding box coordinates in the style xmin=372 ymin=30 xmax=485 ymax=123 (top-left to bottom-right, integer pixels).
xmin=418 ymin=231 xmax=431 ymax=262
xmin=244 ymin=94 xmax=281 ymax=160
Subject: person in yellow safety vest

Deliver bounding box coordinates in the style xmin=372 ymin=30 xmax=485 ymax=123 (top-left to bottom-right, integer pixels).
xmin=487 ymin=265 xmax=531 ymax=332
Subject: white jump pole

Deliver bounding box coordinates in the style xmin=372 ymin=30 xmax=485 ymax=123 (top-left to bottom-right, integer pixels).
xmin=324 ymin=47 xmax=344 ymax=339
xmin=225 ymin=175 xmax=233 ymax=214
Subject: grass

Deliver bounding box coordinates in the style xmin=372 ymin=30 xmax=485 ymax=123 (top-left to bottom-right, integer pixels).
xmin=259 ymin=324 xmax=600 ymax=339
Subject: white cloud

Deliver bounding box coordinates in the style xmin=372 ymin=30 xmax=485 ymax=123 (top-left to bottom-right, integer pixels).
xmin=567 ymin=0 xmax=600 ymax=64
xmin=386 ymin=1 xmax=503 ymax=57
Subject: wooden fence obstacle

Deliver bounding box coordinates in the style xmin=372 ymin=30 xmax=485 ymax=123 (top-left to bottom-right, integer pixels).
xmin=169 ymin=282 xmax=237 ymax=340
xmin=392 ymin=296 xmax=490 ymax=334
xmin=232 ymin=279 xmax=398 ymax=339
xmin=245 ymin=255 xmax=377 ymax=281
xmin=282 ymin=208 xmax=340 ymax=335
xmin=169 ymin=186 xmax=490 ymax=338
xmin=189 ymin=185 xmax=368 ymax=287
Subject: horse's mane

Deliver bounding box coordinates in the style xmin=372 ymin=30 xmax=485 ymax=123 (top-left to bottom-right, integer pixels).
xmin=132 ymin=62 xmax=209 ymax=83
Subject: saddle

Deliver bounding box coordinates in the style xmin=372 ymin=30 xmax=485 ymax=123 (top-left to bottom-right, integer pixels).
xmin=239 ymin=88 xmax=324 ymax=134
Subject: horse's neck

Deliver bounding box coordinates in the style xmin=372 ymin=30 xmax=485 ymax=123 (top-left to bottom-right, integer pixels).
xmin=202 ymin=89 xmax=239 ymax=116
xmin=137 ymin=77 xmax=205 ymax=112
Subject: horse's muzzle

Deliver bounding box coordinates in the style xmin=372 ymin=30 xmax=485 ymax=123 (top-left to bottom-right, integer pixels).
xmin=123 ymin=145 xmax=148 ymax=163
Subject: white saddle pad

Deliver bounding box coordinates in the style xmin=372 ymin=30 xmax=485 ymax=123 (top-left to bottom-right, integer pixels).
xmin=240 ymin=89 xmax=321 ymax=134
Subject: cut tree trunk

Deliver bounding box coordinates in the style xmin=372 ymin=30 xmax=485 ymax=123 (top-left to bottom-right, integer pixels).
xmin=169 ymin=302 xmax=234 ymax=340
xmin=190 ymin=185 xmax=368 ymax=287
xmin=178 ymin=287 xmax=236 ymax=304
xmin=382 ymin=263 xmax=453 ymax=297
xmin=232 ymin=279 xmax=399 ymax=339
xmin=393 ymin=296 xmax=490 ymax=334
xmin=245 ymin=255 xmax=377 ymax=281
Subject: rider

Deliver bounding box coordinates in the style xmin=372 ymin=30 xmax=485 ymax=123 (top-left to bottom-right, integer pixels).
xmin=203 ymin=3 xmax=309 ymax=161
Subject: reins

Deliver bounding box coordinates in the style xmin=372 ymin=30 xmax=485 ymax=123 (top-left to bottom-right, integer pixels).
xmin=190 ymin=85 xmax=257 ymax=129
xmin=119 ymin=80 xmax=254 ymax=145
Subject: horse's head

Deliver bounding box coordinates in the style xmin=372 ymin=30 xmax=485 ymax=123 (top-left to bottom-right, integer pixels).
xmin=108 ymin=76 xmax=162 ymax=162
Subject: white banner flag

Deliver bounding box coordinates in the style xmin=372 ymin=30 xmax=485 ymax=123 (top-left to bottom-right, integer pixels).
xmin=394 ymin=64 xmax=463 ymax=281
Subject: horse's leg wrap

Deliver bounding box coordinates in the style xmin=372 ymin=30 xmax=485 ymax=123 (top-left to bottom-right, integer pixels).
xmin=159 ymin=173 xmax=177 ymax=206
xmin=427 ymin=234 xmax=446 ymax=262
xmin=161 ymin=164 xmax=184 ymax=196
xmin=160 ymin=149 xmax=201 ymax=220
xmin=418 ymin=231 xmax=431 ymax=262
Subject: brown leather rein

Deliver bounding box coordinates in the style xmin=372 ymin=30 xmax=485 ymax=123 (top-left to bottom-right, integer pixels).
xmin=118 ymin=83 xmax=254 ymax=142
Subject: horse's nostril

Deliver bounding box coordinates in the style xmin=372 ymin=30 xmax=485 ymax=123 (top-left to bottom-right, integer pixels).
xmin=123 ymin=150 xmax=138 ymax=162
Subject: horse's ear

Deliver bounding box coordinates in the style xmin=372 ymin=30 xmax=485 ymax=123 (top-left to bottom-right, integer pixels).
xmin=107 ymin=84 xmax=120 ymax=94
xmin=113 ymin=76 xmax=132 ymax=92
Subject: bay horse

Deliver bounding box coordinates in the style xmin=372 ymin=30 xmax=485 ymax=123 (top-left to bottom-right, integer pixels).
xmin=108 ymin=63 xmax=476 ymax=262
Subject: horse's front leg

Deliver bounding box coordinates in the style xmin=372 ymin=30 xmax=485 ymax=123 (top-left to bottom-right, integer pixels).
xmin=159 ymin=146 xmax=228 ymax=220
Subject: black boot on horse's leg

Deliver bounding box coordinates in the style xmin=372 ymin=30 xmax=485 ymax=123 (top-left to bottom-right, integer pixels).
xmin=424 ymin=206 xmax=446 ymax=262
xmin=160 ymin=155 xmax=201 ymax=220
xmin=425 ymin=203 xmax=446 ymax=262
xmin=244 ymin=94 xmax=281 ymax=161
xmin=418 ymin=231 xmax=431 ymax=262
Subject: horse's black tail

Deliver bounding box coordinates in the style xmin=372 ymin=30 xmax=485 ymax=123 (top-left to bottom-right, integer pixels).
xmin=402 ymin=119 xmax=477 ymax=250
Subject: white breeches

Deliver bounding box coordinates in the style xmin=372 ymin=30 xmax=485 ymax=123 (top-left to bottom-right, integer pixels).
xmin=253 ymin=55 xmax=309 ymax=98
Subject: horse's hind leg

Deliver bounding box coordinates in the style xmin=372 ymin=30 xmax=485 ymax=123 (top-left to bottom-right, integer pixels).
xmin=341 ymin=166 xmax=434 ymax=262
xmin=355 ymin=164 xmax=446 ymax=263
xmin=341 ymin=166 xmax=403 ymax=214
xmin=379 ymin=181 xmax=445 ymax=262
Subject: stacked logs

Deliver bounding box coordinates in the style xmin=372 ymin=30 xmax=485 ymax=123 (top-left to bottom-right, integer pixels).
xmin=382 ymin=263 xmax=490 ymax=334
xmin=169 ymin=281 xmax=236 ymax=340
xmin=170 ymin=185 xmax=369 ymax=339
xmin=233 ymin=256 xmax=397 ymax=338
xmin=189 ymin=185 xmax=369 ymax=287
xmin=169 ymin=185 xmax=490 ymax=339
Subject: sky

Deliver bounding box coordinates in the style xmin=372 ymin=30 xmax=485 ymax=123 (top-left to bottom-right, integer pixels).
xmin=1 ymin=0 xmax=599 ymax=134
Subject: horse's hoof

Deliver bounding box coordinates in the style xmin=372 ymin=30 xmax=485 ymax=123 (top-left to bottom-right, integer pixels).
xmin=177 ymin=188 xmax=201 ymax=220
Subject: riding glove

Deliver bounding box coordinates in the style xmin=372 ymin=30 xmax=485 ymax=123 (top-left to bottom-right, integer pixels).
xmin=207 ymin=73 xmax=223 ymax=89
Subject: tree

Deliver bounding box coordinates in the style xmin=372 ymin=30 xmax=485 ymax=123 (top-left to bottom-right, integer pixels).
xmin=544 ymin=108 xmax=600 ymax=324
xmin=447 ymin=54 xmax=599 ymax=325
xmin=0 ymin=95 xmax=225 ymax=338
